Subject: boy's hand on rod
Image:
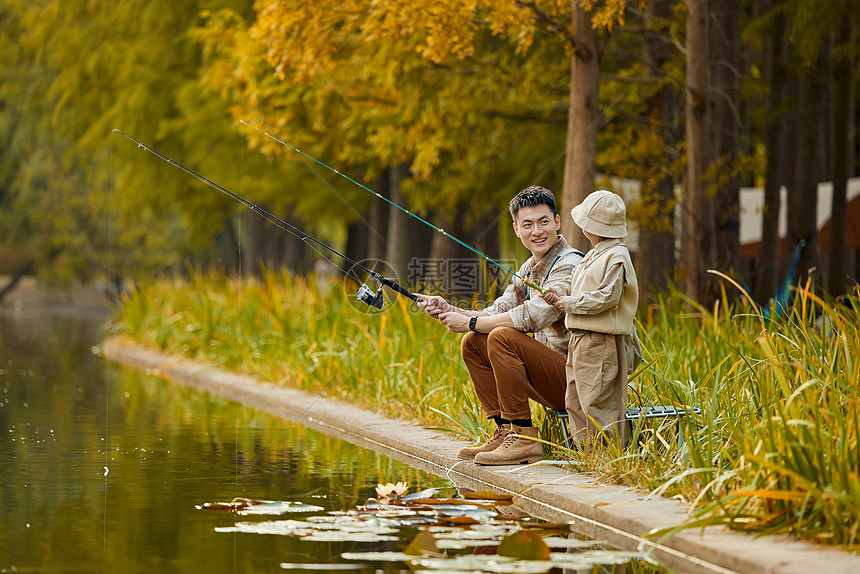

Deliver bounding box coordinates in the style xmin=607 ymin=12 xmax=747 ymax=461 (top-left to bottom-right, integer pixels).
xmin=539 ymin=287 xmax=564 ymax=310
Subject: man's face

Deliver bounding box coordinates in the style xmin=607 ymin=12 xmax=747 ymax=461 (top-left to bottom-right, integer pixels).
xmin=512 ymin=204 xmax=561 ymax=260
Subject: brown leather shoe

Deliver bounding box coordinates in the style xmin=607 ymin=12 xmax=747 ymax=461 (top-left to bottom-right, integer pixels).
xmin=457 ymin=425 xmax=510 ymax=460
xmin=473 ymin=426 xmax=543 ymax=465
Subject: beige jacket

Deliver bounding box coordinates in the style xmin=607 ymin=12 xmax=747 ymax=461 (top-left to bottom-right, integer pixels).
xmin=485 ymin=235 xmax=583 ymax=356
xmin=561 ymin=238 xmax=638 ymax=335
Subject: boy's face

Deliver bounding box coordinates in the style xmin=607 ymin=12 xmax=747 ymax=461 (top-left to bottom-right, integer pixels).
xmin=513 ymin=204 xmax=560 ymax=260
xmin=582 ymin=229 xmax=601 ymax=246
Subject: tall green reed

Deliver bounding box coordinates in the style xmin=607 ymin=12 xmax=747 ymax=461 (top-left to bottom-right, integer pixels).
xmin=613 ymin=280 xmax=860 ymax=546
xmin=113 ymin=269 xmax=483 ymax=433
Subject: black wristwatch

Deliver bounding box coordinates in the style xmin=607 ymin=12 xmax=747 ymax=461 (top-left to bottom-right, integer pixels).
xmin=469 ymin=316 xmax=478 ymax=332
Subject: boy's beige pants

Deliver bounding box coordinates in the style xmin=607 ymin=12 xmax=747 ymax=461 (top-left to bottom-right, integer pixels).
xmin=565 ymin=330 xmax=628 ymax=446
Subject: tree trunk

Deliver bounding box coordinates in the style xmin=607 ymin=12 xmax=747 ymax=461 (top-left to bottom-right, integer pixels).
xmin=709 ymin=0 xmax=741 ymax=282
xmin=637 ymin=0 xmax=677 ymax=300
xmin=282 ymin=222 xmax=309 ymax=274
xmin=428 ymin=208 xmax=471 ymax=299
xmin=789 ymin=64 xmax=823 ymax=287
xmin=385 ymin=163 xmax=417 ymax=285
xmin=0 ymin=261 xmax=35 ymax=304
xmin=474 ymin=209 xmax=503 ymax=303
xmin=368 ymin=171 xmax=390 ymax=263
xmin=221 ymin=214 xmax=241 ymax=275
xmin=681 ymin=0 xmax=710 ymax=302
xmin=755 ymin=11 xmax=788 ymax=304
xmin=345 ymin=221 xmax=368 ymax=279
xmin=829 ymin=19 xmax=852 ymax=295
xmin=241 ymin=209 xmax=265 ymax=275
xmin=560 ymin=2 xmax=600 ymax=254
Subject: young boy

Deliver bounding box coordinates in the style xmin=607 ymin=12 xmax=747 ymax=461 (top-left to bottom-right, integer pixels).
xmin=541 ymin=190 xmax=638 ymax=446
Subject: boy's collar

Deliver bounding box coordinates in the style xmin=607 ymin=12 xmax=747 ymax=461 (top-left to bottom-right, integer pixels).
xmin=586 ymin=238 xmax=623 ymax=255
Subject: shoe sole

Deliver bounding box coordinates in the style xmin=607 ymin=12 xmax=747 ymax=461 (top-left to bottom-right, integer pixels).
xmin=473 ymin=456 xmax=543 ymax=466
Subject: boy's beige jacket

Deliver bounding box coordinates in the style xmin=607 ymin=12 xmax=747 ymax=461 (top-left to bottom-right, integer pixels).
xmin=562 ymin=238 xmax=638 ymax=335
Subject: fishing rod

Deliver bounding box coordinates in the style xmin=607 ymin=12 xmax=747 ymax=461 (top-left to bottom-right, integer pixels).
xmin=112 ymin=129 xmax=417 ymax=309
xmin=239 ymin=120 xmax=547 ymax=294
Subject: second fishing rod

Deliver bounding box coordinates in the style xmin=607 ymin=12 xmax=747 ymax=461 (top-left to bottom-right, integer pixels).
xmin=112 ymin=129 xmax=417 ymax=309
xmin=240 ymin=121 xmax=548 ymax=294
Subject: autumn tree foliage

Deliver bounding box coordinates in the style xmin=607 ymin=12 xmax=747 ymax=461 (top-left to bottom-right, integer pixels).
xmin=1 ymin=0 xmax=858 ymax=303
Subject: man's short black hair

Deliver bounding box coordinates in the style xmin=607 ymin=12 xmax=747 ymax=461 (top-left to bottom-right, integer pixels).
xmin=509 ymin=186 xmax=557 ymax=220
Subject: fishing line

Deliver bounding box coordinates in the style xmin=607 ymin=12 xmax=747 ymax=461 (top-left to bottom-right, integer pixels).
xmin=104 ymin=129 xmax=114 ymax=569
xmin=224 ymin=338 xmax=381 ymax=490
xmin=111 ymin=129 xmax=418 ymax=307
xmin=234 ymin=132 xmax=244 ymax=567
xmin=240 ymin=80 xmax=630 ymax=293
xmin=111 ymin=129 xmax=408 ymax=490
xmin=532 ymin=83 xmax=633 ymax=186
xmin=227 ymin=84 xmax=389 ymax=251
xmin=471 ymin=82 xmax=635 ymax=247
xmin=240 ymin=121 xmax=547 ymax=294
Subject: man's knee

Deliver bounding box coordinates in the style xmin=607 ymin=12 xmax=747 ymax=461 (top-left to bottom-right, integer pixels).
xmin=460 ymin=331 xmax=479 ymax=357
xmin=486 ymin=326 xmax=521 ymax=349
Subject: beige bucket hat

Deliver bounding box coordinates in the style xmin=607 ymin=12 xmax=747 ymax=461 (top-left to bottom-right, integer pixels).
xmin=571 ymin=190 xmax=627 ymax=238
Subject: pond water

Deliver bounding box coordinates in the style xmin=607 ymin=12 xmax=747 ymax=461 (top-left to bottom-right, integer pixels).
xmin=1 ymin=310 xmax=663 ymax=573
xmin=0 ymin=312 xmax=449 ymax=572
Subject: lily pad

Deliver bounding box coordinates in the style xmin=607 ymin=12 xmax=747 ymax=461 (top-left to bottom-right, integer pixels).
xmin=543 ymin=537 xmax=601 ymax=549
xmin=461 ymin=491 xmax=515 ymax=502
xmin=403 ymin=488 xmax=438 ymax=500
xmin=240 ymin=501 xmax=324 ymax=515
xmin=415 ymin=555 xmax=551 ymax=573
xmin=497 ymin=530 xmax=550 ymax=561
xmin=436 ymin=514 xmax=480 ymax=526
xmin=197 ymin=498 xmax=323 ymax=516
xmin=550 ymin=550 xmax=644 ymax=566
xmin=435 ymin=538 xmax=501 ymax=550
xmin=279 ymin=563 xmax=362 ymax=570
xmin=302 ymin=531 xmax=398 ymax=543
xmin=215 ymin=520 xmax=312 ymax=536
xmin=429 ymin=524 xmax=512 ymax=539
xmin=403 ymin=530 xmax=440 ymax=557
xmin=340 ymin=551 xmax=423 ymax=562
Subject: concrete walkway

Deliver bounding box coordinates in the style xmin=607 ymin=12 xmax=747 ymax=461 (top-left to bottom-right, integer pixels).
xmin=103 ymin=337 xmax=860 ymax=574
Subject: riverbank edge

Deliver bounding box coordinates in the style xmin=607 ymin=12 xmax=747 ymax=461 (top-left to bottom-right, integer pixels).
xmin=102 ymin=336 xmax=859 ymax=574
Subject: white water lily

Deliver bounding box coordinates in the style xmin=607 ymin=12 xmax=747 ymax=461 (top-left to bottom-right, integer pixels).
xmin=374 ymin=481 xmax=408 ymax=504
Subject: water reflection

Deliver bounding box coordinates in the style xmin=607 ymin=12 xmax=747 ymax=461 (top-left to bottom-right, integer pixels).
xmin=0 ymin=314 xmax=448 ymax=573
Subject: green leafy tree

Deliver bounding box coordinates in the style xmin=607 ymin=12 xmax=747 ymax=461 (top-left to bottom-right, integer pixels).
xmin=0 ymin=0 xmax=326 ymax=295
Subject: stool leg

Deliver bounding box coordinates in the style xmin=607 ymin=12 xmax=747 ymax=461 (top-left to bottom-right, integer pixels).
xmin=560 ymin=417 xmax=573 ymax=450
xmin=627 ymin=419 xmax=642 ymax=450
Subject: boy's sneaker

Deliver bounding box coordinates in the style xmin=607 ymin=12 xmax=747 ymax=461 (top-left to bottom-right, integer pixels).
xmin=473 ymin=426 xmax=543 ymax=465
xmin=457 ymin=426 xmax=510 ymax=460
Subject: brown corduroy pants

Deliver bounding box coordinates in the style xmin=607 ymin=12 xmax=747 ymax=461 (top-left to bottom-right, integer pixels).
xmin=460 ymin=327 xmax=567 ymax=421
xmin=565 ymin=330 xmax=628 ymax=446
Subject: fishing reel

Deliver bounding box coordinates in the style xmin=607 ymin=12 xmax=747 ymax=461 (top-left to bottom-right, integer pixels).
xmin=355 ymin=283 xmax=384 ymax=309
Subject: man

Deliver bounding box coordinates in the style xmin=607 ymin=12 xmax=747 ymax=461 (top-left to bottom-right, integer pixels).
xmin=416 ymin=186 xmax=583 ymax=465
